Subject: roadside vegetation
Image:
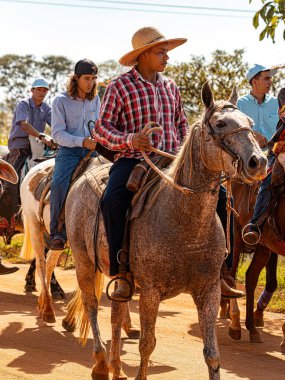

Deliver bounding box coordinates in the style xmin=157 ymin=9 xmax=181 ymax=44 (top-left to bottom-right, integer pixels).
xmin=1 ymin=235 xmax=285 ymax=312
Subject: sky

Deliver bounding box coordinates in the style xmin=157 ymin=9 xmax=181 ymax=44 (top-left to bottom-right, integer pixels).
xmin=0 ymin=0 xmax=283 ymax=73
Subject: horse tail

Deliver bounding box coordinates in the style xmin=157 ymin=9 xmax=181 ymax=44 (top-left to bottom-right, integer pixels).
xmin=65 ymin=269 xmax=104 ymax=346
xmin=20 ymin=213 xmax=35 ymax=260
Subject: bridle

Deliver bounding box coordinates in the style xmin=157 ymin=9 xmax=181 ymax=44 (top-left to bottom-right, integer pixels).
xmin=139 ymin=104 xmax=254 ymax=256
xmin=141 ymin=103 xmax=254 ymax=195
xmin=201 ymin=103 xmax=254 ymax=171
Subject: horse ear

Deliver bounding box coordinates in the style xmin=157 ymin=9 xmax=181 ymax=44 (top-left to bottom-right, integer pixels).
xmin=228 ymin=85 xmax=238 ymax=105
xmin=201 ymin=81 xmax=214 ymax=109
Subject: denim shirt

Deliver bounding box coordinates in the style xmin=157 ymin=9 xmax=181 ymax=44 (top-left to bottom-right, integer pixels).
xmin=8 ymin=97 xmax=51 ymax=150
xmin=237 ymin=93 xmax=278 ymax=141
xmin=51 ymin=91 xmax=100 ymax=148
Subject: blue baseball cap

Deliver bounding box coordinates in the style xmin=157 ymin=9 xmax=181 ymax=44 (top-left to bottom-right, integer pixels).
xmin=31 ymin=77 xmax=50 ymax=89
xmin=246 ymin=64 xmax=277 ymax=82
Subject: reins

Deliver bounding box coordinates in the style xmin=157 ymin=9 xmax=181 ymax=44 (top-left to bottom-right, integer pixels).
xmin=140 ymin=103 xmax=252 ymax=254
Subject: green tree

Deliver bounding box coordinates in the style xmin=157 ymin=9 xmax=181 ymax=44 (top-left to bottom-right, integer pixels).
xmin=165 ymin=49 xmax=249 ymax=122
xmin=38 ymin=55 xmax=73 ymax=99
xmin=97 ymin=60 xmax=126 ymax=99
xmin=250 ymin=0 xmax=285 ymax=42
xmin=0 ymin=54 xmax=37 ymax=111
xmin=0 ymin=54 xmax=73 ymax=111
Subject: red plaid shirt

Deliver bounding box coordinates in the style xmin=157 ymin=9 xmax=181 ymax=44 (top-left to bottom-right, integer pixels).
xmin=93 ymin=67 xmax=188 ymax=161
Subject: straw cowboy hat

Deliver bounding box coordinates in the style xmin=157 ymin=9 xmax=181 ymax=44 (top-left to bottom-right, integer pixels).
xmin=119 ymin=26 xmax=187 ymax=67
xmin=0 ymin=159 xmax=18 ymax=184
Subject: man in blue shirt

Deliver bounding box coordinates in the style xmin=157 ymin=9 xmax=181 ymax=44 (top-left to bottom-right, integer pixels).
xmin=238 ymin=64 xmax=279 ymax=245
xmin=50 ymin=59 xmax=100 ymax=250
xmin=237 ymin=64 xmax=278 ymax=147
xmin=1 ymin=78 xmax=53 ymax=234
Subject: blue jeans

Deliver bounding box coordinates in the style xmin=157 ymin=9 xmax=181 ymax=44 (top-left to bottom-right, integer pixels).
xmin=251 ymin=154 xmax=275 ymax=225
xmin=50 ymin=146 xmax=96 ymax=241
xmin=100 ymin=158 xmax=139 ymax=276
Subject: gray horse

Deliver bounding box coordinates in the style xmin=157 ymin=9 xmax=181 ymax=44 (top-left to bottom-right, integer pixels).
xmin=63 ymin=82 xmax=267 ymax=380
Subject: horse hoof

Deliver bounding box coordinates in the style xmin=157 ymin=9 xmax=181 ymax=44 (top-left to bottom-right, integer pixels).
xmin=62 ymin=318 xmax=76 ymax=332
xmin=112 ymin=370 xmax=128 ymax=380
xmin=52 ymin=291 xmax=66 ymax=300
xmin=25 ymin=284 xmax=37 ymax=292
xmin=126 ymin=327 xmax=140 ymax=340
xmin=250 ymin=332 xmax=263 ymax=343
xmin=228 ymin=327 xmax=241 ymax=340
xmin=92 ymin=374 xmax=109 ymax=380
xmin=91 ymin=370 xmax=109 ymax=380
xmin=43 ymin=314 xmax=56 ymax=323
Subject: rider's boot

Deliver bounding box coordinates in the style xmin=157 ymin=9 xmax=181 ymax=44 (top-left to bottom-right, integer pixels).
xmin=220 ymin=278 xmax=245 ymax=299
xmin=220 ymin=260 xmax=245 ymax=299
xmin=0 ymin=260 xmax=19 ymax=275
xmin=111 ymin=273 xmax=133 ymax=302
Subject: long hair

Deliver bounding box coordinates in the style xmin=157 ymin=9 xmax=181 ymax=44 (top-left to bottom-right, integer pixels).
xmin=67 ymin=74 xmax=98 ymax=100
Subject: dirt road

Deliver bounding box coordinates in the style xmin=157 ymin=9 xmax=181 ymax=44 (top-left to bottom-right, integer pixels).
xmin=1 ymin=263 xmax=285 ymax=380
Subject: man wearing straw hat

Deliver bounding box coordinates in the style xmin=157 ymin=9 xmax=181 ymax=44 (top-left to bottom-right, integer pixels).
xmin=93 ymin=26 xmax=243 ymax=301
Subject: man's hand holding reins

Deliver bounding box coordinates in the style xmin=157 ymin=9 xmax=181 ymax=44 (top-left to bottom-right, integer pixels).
xmin=132 ymin=132 xmax=152 ymax=150
xmin=83 ymin=137 xmax=97 ymax=150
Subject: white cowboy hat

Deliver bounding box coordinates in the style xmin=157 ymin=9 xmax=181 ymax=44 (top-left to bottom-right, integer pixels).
xmin=0 ymin=159 xmax=18 ymax=184
xmin=119 ymin=26 xmax=187 ymax=67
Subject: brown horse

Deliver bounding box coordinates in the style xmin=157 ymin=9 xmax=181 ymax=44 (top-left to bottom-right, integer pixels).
xmin=61 ymin=82 xmax=267 ymax=380
xmin=228 ymin=179 xmax=285 ymax=346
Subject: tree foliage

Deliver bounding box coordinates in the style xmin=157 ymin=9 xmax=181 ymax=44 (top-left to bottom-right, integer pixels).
xmin=250 ymin=0 xmax=285 ymax=42
xmin=0 ymin=51 xmax=284 ymax=125
xmin=165 ymin=49 xmax=249 ymax=121
xmin=0 ymin=54 xmax=73 ymax=111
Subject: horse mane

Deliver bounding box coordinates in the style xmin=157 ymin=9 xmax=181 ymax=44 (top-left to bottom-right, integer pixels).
xmin=167 ymin=100 xmax=227 ymax=183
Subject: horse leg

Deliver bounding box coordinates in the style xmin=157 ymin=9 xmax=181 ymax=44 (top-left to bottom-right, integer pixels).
xmin=50 ymin=270 xmax=66 ymax=300
xmin=254 ymin=252 xmax=277 ymax=327
xmin=25 ymin=258 xmax=37 ymax=292
xmin=228 ymin=298 xmax=241 ymax=340
xmin=219 ymin=298 xmax=230 ymax=319
xmin=281 ymin=323 xmax=285 ymax=353
xmin=192 ymin=284 xmax=220 ymax=380
xmin=27 ymin=220 xmax=55 ymax=323
xmin=122 ymin=302 xmax=140 ymax=340
xmin=134 ymin=288 xmax=160 ymax=380
xmin=43 ymin=247 xmax=66 ymax=300
xmin=74 ymin=252 xmax=109 ymax=380
xmin=245 ymin=245 xmax=271 ymax=343
xmin=45 ymin=248 xmax=65 ymax=303
xmin=108 ymin=301 xmax=128 ymax=380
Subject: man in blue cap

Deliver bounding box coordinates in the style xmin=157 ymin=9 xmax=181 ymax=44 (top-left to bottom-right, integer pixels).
xmin=237 ymin=64 xmax=278 ymax=148
xmin=237 ymin=64 xmax=279 ymax=245
xmin=1 ymin=77 xmax=54 ymax=242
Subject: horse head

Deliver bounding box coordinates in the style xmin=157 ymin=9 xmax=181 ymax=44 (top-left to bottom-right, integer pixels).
xmin=200 ymin=82 xmax=267 ymax=183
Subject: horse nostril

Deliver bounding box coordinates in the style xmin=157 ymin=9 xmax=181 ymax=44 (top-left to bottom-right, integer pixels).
xmin=248 ymin=155 xmax=260 ymax=170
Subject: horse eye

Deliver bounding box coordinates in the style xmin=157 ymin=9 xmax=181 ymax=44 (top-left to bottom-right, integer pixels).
xmin=216 ymin=121 xmax=226 ymax=128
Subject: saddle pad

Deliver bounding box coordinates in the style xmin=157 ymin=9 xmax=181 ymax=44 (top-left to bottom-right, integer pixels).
xmin=130 ymin=176 xmax=162 ymax=220
xmin=29 ymin=166 xmax=53 ymax=203
xmin=84 ymin=162 xmax=111 ymax=197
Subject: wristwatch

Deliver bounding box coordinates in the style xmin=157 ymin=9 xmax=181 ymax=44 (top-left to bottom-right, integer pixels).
xmin=38 ymin=133 xmax=46 ymax=141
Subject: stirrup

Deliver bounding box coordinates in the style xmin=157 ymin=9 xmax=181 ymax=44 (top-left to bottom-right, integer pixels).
xmin=242 ymin=223 xmax=261 ymax=245
xmin=106 ymin=275 xmax=134 ymax=302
